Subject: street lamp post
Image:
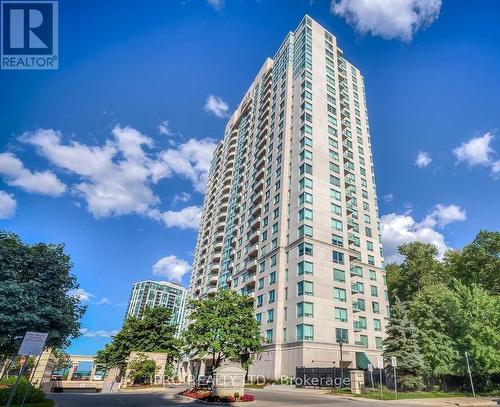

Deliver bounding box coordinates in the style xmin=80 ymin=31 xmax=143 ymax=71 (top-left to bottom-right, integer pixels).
xmin=338 ymin=339 xmax=344 ymax=388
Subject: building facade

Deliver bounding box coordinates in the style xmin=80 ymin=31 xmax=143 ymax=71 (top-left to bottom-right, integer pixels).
xmin=185 ymin=15 xmax=389 ymax=379
xmin=126 ymin=280 xmax=186 ymax=330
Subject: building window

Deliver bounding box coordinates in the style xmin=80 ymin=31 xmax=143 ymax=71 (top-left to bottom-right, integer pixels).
xmin=270 ymin=254 xmax=277 ymax=267
xmin=256 ymin=313 xmax=262 ymax=324
xmin=298 ymin=224 xmax=313 ymax=237
xmin=374 ymin=319 xmax=382 ymax=331
xmin=298 ymin=208 xmax=313 ymax=221
xmin=332 ymin=234 xmax=343 ymax=247
xmin=258 ymin=278 xmax=264 ymax=290
xmin=298 ymin=261 xmax=314 ymax=276
xmin=299 ymin=192 xmax=313 ymax=205
xmin=336 ymin=328 xmax=348 ymax=343
xmin=333 ymin=268 xmax=346 ymax=283
xmin=296 ymin=324 xmax=314 ymax=341
xmin=331 ymin=219 xmax=343 ymax=231
xmin=267 ymin=309 xmax=274 ymax=323
xmin=357 ymin=335 xmax=368 ymax=347
xmin=298 ymin=242 xmax=313 ymax=256
xmin=257 ymin=295 xmax=263 ymax=307
xmin=297 ymin=301 xmax=314 ymax=317
xmin=268 ymin=289 xmax=276 ymax=303
xmin=335 ymin=307 xmax=348 ymax=322
xmin=371 ymin=285 xmax=378 ymax=297
xmin=369 ymin=270 xmax=376 ymax=281
xmin=332 ymin=250 xmax=344 ymax=264
xmin=334 ymin=287 xmax=347 ymax=302
xmin=266 ymin=329 xmax=273 ymax=342
xmin=372 ymin=301 xmax=380 ymax=314
xmin=297 ymin=280 xmax=314 ymax=296
xmin=269 ymin=271 xmax=276 ymax=284
xmin=375 ymin=337 xmax=383 ymax=350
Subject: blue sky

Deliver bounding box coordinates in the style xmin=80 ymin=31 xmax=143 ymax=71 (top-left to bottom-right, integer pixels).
xmin=1 ymin=0 xmax=499 ymax=355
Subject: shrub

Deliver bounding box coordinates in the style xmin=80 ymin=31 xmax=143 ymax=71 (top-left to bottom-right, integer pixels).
xmin=0 ymin=377 xmax=47 ymax=405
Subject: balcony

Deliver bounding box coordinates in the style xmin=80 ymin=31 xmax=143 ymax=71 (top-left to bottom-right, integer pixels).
xmin=246 ymin=259 xmax=257 ymax=272
xmin=250 ymin=216 xmax=261 ymax=230
xmin=353 ymin=321 xmax=367 ymax=332
xmin=247 ymin=243 xmax=258 ymax=258
xmin=252 ymin=191 xmax=263 ymax=204
xmin=248 ymin=229 xmax=260 ymax=244
xmin=209 ymin=274 xmax=218 ymax=284
xmin=252 ymin=203 xmax=262 ymax=216
xmin=245 ymin=274 xmax=256 ymax=289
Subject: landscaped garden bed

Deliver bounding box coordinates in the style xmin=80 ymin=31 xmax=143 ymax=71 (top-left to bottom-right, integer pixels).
xmin=179 ymin=388 xmax=255 ymax=403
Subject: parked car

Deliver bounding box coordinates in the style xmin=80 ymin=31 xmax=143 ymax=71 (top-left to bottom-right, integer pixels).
xmin=50 ymin=373 xmax=63 ymax=381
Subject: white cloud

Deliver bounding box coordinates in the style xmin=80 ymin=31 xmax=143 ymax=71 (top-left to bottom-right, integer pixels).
xmin=0 ymin=152 xmax=66 ymax=196
xmin=415 ymin=151 xmax=432 ymax=168
xmin=0 ymin=191 xmax=16 ymax=219
xmin=453 ymin=132 xmax=499 ymax=178
xmin=158 ymin=120 xmax=174 ymax=136
xmin=151 ymin=138 xmax=217 ymax=192
xmin=422 ymin=204 xmax=466 ymax=228
xmin=204 ymin=95 xmax=230 ymax=118
xmin=80 ymin=328 xmax=118 ymax=338
xmin=95 ymin=297 xmax=111 ymax=305
xmin=172 ymin=192 xmax=191 ymax=205
xmin=331 ymin=0 xmax=442 ymax=41
xmin=22 ymin=128 xmax=216 ymax=218
xmin=207 ymin=0 xmax=224 ymax=11
xmin=152 ymin=255 xmax=191 ymax=282
xmin=381 ymin=203 xmax=466 ymax=262
xmin=383 ymin=193 xmax=394 ymax=203
xmin=68 ymin=288 xmax=93 ymax=302
xmin=149 ymin=205 xmax=202 ymax=230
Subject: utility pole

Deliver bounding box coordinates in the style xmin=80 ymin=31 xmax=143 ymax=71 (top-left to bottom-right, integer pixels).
xmin=338 ymin=339 xmax=344 ymax=388
xmin=465 ymin=352 xmax=476 ymax=398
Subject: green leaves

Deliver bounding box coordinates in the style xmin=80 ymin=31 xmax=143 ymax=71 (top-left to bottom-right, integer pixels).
xmin=386 ymin=231 xmax=500 ymax=389
xmin=183 ymin=290 xmax=263 ymax=368
xmin=0 ymin=231 xmax=85 ymax=356
xmin=95 ymin=307 xmax=182 ymax=369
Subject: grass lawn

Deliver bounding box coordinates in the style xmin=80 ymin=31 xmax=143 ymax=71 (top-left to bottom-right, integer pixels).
xmin=245 ymin=384 xmax=266 ymax=389
xmin=1 ymin=400 xmax=55 ymax=407
xmin=352 ymin=389 xmax=471 ymax=400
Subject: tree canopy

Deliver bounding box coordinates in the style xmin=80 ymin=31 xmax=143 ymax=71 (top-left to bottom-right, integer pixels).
xmin=95 ymin=307 xmax=181 ymax=369
xmin=385 ymin=230 xmax=500 ymax=390
xmin=0 ymin=231 xmax=85 ymax=356
xmin=183 ymin=289 xmax=263 ymax=368
xmin=383 ymin=298 xmax=425 ymax=390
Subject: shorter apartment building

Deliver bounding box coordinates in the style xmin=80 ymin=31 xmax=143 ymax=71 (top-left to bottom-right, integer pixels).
xmin=126 ymin=280 xmax=186 ymax=331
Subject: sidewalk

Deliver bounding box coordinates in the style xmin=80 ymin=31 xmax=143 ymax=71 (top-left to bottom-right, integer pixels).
xmin=257 ymin=385 xmax=498 ymax=407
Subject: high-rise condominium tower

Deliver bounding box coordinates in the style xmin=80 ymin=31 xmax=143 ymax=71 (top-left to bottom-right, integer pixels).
xmin=126 ymin=280 xmax=186 ymax=332
xmin=185 ymin=15 xmax=389 ymax=379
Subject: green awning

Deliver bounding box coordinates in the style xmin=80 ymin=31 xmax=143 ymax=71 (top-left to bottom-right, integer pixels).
xmin=355 ymin=352 xmax=373 ymax=369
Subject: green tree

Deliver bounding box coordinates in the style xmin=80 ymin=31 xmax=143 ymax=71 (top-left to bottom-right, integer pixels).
xmin=383 ymin=298 xmax=425 ymax=391
xmin=444 ymin=231 xmax=500 ymax=295
xmin=95 ymin=307 xmax=182 ymax=370
xmin=409 ymin=284 xmax=461 ymax=387
xmin=452 ymin=282 xmax=500 ymax=386
xmin=386 ymin=242 xmax=444 ymax=303
xmin=51 ymin=348 xmax=72 ymax=374
xmin=0 ymin=231 xmax=85 ymax=356
xmin=127 ymin=353 xmax=157 ymax=385
xmin=183 ymin=290 xmax=263 ymax=368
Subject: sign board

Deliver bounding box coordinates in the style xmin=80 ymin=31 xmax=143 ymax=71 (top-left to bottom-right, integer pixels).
xmin=367 ymin=363 xmax=373 ymax=372
xmin=377 ymin=357 xmax=384 ymax=369
xmin=391 ymin=356 xmax=397 ymax=368
xmin=18 ymin=331 xmax=48 ymax=356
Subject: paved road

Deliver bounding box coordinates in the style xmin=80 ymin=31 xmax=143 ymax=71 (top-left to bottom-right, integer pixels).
xmin=49 ymin=386 xmax=422 ymax=407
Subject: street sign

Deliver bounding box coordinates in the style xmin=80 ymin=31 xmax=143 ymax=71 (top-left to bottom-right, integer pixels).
xmin=377 ymin=357 xmax=384 ymax=369
xmin=391 ymin=356 xmax=397 ymax=367
xmin=18 ymin=332 xmax=48 ymax=356
xmin=367 ymin=363 xmax=373 ymax=372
